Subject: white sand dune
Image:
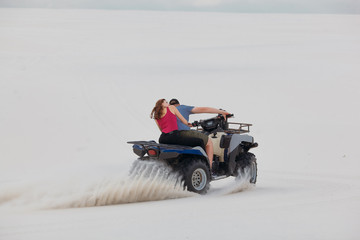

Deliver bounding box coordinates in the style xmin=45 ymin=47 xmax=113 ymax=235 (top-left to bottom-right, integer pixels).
xmin=0 ymin=9 xmax=359 ymax=240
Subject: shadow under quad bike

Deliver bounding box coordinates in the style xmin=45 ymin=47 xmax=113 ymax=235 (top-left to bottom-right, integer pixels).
xmin=128 ymin=114 xmax=258 ymax=194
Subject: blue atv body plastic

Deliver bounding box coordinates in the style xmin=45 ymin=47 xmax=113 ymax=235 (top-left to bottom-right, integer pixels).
xmin=128 ymin=141 xmax=208 ymax=160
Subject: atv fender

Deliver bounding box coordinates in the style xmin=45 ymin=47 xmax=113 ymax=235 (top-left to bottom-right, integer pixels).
xmin=227 ymin=134 xmax=254 ymax=175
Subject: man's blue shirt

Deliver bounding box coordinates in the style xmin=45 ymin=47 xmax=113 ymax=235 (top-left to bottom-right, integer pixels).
xmin=176 ymin=105 xmax=194 ymax=130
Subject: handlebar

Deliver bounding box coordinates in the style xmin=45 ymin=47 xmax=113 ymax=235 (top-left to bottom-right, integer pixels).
xmin=218 ymin=113 xmax=234 ymax=120
xmin=190 ymin=113 xmax=252 ymax=134
xmin=191 ymin=113 xmax=234 ymax=127
xmin=192 ymin=121 xmax=200 ymax=127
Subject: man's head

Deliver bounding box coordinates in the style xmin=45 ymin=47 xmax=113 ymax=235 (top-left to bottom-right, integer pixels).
xmin=169 ymin=98 xmax=180 ymax=106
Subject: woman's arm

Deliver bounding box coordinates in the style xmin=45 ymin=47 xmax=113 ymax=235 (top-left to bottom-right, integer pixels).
xmin=169 ymin=105 xmax=192 ymax=127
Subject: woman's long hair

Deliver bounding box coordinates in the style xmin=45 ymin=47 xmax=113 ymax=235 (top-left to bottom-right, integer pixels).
xmin=151 ymin=99 xmax=165 ymax=120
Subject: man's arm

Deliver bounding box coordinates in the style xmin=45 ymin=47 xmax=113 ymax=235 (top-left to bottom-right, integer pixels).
xmin=191 ymin=107 xmax=230 ymax=117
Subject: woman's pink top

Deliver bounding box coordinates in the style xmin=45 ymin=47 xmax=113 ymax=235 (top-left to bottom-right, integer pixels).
xmin=157 ymin=107 xmax=178 ymax=133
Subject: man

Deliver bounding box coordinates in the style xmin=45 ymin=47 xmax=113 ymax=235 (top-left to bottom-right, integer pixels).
xmin=169 ymin=98 xmax=231 ymax=130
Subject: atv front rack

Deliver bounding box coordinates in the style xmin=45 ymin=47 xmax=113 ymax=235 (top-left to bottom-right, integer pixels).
xmin=226 ymin=122 xmax=252 ymax=134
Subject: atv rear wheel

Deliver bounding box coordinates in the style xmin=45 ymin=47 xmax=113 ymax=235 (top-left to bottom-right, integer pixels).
xmin=182 ymin=159 xmax=210 ymax=194
xmin=235 ymin=152 xmax=257 ymax=184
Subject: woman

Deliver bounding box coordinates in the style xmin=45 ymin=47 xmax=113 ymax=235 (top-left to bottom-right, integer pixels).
xmin=151 ymin=99 xmax=214 ymax=169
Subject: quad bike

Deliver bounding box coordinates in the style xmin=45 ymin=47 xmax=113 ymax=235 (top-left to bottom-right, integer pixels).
xmin=128 ymin=114 xmax=258 ymax=194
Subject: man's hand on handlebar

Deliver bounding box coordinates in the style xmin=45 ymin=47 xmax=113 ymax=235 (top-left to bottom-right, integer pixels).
xmin=218 ymin=109 xmax=231 ymax=120
xmin=218 ymin=113 xmax=232 ymax=120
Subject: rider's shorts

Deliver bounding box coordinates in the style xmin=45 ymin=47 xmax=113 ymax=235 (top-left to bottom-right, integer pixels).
xmin=159 ymin=130 xmax=208 ymax=150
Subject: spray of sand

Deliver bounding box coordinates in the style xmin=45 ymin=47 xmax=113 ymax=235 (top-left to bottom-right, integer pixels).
xmin=213 ymin=167 xmax=255 ymax=195
xmin=0 ymin=160 xmax=195 ymax=211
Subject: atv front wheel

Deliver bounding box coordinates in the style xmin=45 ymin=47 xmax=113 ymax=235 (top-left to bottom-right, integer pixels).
xmin=182 ymin=159 xmax=210 ymax=194
xmin=235 ymin=152 xmax=257 ymax=184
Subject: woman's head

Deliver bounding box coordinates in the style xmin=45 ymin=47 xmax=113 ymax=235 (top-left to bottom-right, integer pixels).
xmin=151 ymin=99 xmax=168 ymax=120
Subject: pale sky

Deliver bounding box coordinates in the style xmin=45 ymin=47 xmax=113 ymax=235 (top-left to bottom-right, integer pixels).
xmin=0 ymin=0 xmax=359 ymax=14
